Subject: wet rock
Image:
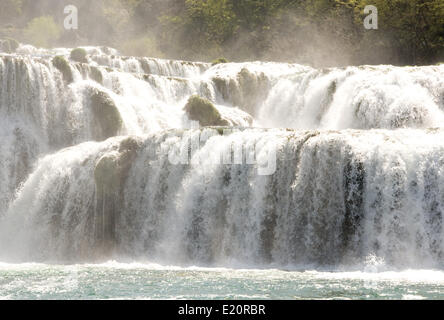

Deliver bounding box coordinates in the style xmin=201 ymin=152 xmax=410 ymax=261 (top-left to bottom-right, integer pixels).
xmin=52 ymin=56 xmax=73 ymax=83
xmin=70 ymin=48 xmax=88 ymax=63
xmin=89 ymin=88 xmax=123 ymax=141
xmin=212 ymin=68 xmax=269 ymax=116
xmin=89 ymin=66 xmax=103 ymax=84
xmin=93 ymin=137 xmax=143 ymax=256
xmin=184 ymin=95 xmax=229 ymax=126
xmin=0 ymin=38 xmax=19 ymax=53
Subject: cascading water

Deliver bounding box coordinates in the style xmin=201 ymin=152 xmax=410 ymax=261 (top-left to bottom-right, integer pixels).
xmin=1 ymin=43 xmax=444 ymax=270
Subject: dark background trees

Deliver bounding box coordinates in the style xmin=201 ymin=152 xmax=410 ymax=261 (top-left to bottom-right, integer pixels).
xmin=1 ymin=0 xmax=443 ymax=66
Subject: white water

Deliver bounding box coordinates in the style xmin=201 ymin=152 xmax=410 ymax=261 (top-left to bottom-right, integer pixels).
xmin=1 ymin=43 xmax=444 ymax=270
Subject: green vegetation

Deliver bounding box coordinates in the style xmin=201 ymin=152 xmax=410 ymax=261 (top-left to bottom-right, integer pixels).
xmin=70 ymin=48 xmax=88 ymax=63
xmin=184 ymin=95 xmax=229 ymax=126
xmin=0 ymin=0 xmax=22 ymax=25
xmin=52 ymin=56 xmax=73 ymax=83
xmin=212 ymin=57 xmax=229 ymax=66
xmin=1 ymin=0 xmax=442 ymax=65
xmin=23 ymin=16 xmax=60 ymax=48
xmin=121 ymin=36 xmax=163 ymax=58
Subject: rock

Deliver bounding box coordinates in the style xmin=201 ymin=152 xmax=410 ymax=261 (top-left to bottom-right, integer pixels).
xmin=89 ymin=66 xmax=103 ymax=84
xmin=184 ymin=95 xmax=230 ymax=126
xmin=317 ymin=80 xmax=337 ymax=121
xmin=212 ymin=77 xmax=241 ymax=105
xmin=237 ymin=68 xmax=269 ymax=115
xmin=70 ymin=48 xmax=88 ymax=63
xmin=212 ymin=68 xmax=269 ymax=116
xmin=139 ymin=58 xmax=151 ymax=74
xmin=93 ymin=153 xmax=119 ymax=255
xmin=89 ymin=88 xmax=123 ymax=141
xmin=1 ymin=38 xmax=19 ymax=53
xmin=94 ymin=137 xmax=142 ymax=194
xmin=52 ymin=55 xmax=73 ymax=83
xmin=100 ymin=46 xmax=113 ymax=55
xmin=93 ymin=137 xmax=142 ymax=255
xmin=95 ymin=154 xmax=119 ymax=189
xmin=118 ymin=136 xmax=143 ymax=181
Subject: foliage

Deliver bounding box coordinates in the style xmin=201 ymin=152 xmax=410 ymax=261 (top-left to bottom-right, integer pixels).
xmin=121 ymin=36 xmax=163 ymax=58
xmin=1 ymin=0 xmax=442 ymax=65
xmin=0 ymin=0 xmax=22 ymax=25
xmin=23 ymin=16 xmax=61 ymax=48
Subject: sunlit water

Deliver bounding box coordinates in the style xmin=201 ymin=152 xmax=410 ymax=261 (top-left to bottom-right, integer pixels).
xmin=0 ymin=262 xmax=443 ymax=300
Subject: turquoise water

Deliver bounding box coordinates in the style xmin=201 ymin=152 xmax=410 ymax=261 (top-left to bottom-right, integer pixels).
xmin=0 ymin=262 xmax=443 ymax=300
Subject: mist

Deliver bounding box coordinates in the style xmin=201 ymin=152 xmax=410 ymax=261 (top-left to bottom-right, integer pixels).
xmin=1 ymin=0 xmax=442 ymax=66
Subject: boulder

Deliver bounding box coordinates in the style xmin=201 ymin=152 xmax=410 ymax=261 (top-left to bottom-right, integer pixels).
xmin=89 ymin=66 xmax=103 ymax=84
xmin=89 ymin=88 xmax=123 ymax=141
xmin=70 ymin=48 xmax=88 ymax=63
xmin=212 ymin=68 xmax=269 ymax=116
xmin=184 ymin=95 xmax=230 ymax=126
xmin=52 ymin=55 xmax=73 ymax=83
xmin=93 ymin=137 xmax=143 ymax=255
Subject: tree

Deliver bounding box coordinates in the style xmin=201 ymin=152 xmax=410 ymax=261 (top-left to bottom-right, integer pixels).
xmin=23 ymin=16 xmax=61 ymax=48
xmin=0 ymin=0 xmax=22 ymax=25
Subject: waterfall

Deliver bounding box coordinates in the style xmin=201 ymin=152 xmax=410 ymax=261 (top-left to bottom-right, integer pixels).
xmin=1 ymin=43 xmax=443 ymax=269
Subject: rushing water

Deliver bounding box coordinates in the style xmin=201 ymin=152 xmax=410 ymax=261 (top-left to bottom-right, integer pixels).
xmin=0 ymin=262 xmax=443 ymax=300
xmin=0 ymin=43 xmax=443 ymax=299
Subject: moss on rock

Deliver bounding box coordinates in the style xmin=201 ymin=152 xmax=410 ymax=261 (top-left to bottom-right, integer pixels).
xmin=89 ymin=88 xmax=123 ymax=141
xmin=70 ymin=48 xmax=88 ymax=63
xmin=90 ymin=66 xmax=103 ymax=84
xmin=52 ymin=55 xmax=73 ymax=83
xmin=211 ymin=57 xmax=228 ymax=66
xmin=184 ymin=95 xmax=229 ymax=126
